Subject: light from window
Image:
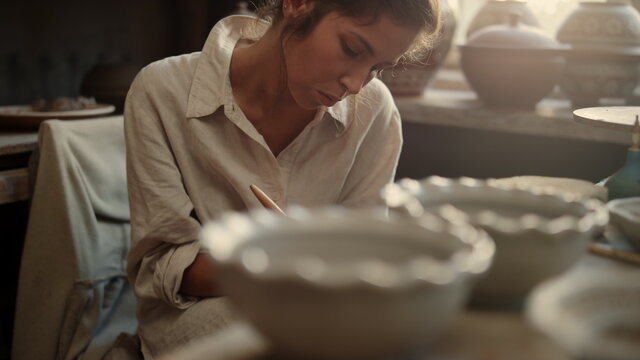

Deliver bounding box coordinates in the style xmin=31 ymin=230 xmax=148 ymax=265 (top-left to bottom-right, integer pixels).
xmin=452 ymin=0 xmax=586 ymax=44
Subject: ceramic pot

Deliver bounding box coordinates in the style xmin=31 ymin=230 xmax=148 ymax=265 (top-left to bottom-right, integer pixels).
xmin=556 ymin=1 xmax=640 ymax=106
xmin=379 ymin=0 xmax=456 ymax=96
xmin=557 ymin=1 xmax=640 ymax=48
xmin=559 ymin=51 xmax=639 ymax=107
xmin=460 ymin=15 xmax=565 ymax=109
xmin=466 ymin=0 xmax=540 ymax=39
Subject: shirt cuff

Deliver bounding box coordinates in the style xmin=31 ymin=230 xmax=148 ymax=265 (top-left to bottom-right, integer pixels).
xmin=153 ymin=241 xmax=201 ymax=309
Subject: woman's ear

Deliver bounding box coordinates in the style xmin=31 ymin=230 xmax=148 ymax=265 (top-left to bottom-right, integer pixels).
xmin=282 ymin=0 xmax=313 ymax=18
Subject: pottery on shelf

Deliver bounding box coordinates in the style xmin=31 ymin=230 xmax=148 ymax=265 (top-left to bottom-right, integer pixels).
xmin=466 ymin=0 xmax=540 ymax=39
xmin=379 ymin=0 xmax=455 ymax=96
xmin=460 ymin=14 xmax=565 ymax=109
xmin=556 ymin=1 xmax=640 ymax=107
xmin=557 ymin=0 xmax=640 ymax=48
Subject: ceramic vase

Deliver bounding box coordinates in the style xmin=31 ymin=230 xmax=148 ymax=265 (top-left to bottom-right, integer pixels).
xmin=466 ymin=0 xmax=540 ymax=39
xmin=460 ymin=15 xmax=564 ymax=109
xmin=379 ymin=0 xmax=456 ymax=96
xmin=556 ymin=1 xmax=640 ymax=107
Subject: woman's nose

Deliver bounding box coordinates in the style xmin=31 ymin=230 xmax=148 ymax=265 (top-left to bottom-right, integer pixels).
xmin=340 ymin=67 xmax=374 ymax=95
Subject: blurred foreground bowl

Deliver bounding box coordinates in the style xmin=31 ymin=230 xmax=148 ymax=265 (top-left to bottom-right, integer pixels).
xmin=200 ymin=206 xmax=494 ymax=360
xmin=383 ymin=176 xmax=608 ymax=309
xmin=527 ymin=271 xmax=640 ymax=360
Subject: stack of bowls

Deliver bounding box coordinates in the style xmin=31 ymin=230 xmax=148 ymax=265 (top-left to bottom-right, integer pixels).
xmin=383 ymin=176 xmax=609 ymax=309
xmin=460 ymin=14 xmax=565 ymax=109
xmin=201 ymin=206 xmax=495 ymax=359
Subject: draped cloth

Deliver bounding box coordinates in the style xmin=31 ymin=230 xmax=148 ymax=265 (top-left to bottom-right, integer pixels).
xmin=13 ymin=116 xmax=138 ymax=360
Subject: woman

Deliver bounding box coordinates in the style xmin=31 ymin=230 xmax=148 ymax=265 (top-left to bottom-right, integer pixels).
xmin=124 ymin=0 xmax=440 ymax=357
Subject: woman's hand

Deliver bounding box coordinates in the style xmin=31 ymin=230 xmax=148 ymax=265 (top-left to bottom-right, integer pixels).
xmin=179 ymin=253 xmax=223 ymax=298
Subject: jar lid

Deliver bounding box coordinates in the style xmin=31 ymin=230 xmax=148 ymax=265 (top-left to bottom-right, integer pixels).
xmin=466 ymin=13 xmax=560 ymax=49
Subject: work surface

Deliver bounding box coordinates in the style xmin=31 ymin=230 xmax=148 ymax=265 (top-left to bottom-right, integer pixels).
xmin=161 ymin=253 xmax=638 ymax=360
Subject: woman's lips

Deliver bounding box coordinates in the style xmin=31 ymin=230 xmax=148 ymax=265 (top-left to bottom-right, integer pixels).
xmin=317 ymin=90 xmax=339 ymax=107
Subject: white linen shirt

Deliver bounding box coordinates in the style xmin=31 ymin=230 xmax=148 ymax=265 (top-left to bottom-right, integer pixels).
xmin=124 ymin=15 xmax=402 ymax=358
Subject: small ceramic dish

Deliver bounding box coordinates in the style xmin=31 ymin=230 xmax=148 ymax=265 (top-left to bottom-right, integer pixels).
xmin=200 ymin=206 xmax=495 ymax=360
xmin=527 ymin=271 xmax=640 ymax=360
xmin=383 ymin=176 xmax=609 ymax=308
xmin=607 ymin=197 xmax=640 ymax=251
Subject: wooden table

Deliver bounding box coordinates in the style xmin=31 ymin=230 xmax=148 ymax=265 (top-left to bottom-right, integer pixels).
xmin=157 ymin=248 xmax=640 ymax=360
xmin=0 ymin=131 xmax=37 ymax=204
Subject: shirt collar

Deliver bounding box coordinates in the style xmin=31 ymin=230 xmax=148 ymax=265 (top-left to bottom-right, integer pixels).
xmin=185 ymin=15 xmax=351 ymax=134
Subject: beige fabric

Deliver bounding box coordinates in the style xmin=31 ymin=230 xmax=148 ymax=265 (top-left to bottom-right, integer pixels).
xmin=13 ymin=116 xmax=137 ymax=360
xmin=124 ymin=15 xmax=403 ymax=359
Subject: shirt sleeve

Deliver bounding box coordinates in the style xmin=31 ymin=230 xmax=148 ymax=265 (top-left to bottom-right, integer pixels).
xmin=124 ymin=68 xmax=201 ymax=309
xmin=338 ymin=81 xmax=403 ymax=208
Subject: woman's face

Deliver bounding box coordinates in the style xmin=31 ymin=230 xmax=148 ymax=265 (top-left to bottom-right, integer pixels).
xmin=282 ymin=11 xmax=419 ymax=109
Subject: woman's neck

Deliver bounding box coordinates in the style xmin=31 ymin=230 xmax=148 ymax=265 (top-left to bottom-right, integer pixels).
xmin=230 ymin=26 xmax=300 ymax=117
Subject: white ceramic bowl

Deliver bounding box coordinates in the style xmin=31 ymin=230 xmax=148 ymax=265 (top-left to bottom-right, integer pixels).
xmin=607 ymin=197 xmax=640 ymax=250
xmin=200 ymin=206 xmax=495 ymax=360
xmin=527 ymin=271 xmax=640 ymax=360
xmin=491 ymin=175 xmax=608 ymax=202
xmin=383 ymin=176 xmax=609 ymax=308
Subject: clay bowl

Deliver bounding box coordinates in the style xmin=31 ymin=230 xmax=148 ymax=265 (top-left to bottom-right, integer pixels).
xmin=201 ymin=206 xmax=494 ymax=360
xmin=383 ymin=176 xmax=609 ymax=309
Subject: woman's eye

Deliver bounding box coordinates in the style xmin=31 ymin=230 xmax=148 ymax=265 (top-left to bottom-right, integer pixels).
xmin=341 ymin=40 xmax=359 ymax=58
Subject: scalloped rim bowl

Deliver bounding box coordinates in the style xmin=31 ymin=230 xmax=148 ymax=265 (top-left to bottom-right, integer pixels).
xmin=383 ymin=176 xmax=609 ymax=308
xmin=200 ymin=206 xmax=495 ymax=360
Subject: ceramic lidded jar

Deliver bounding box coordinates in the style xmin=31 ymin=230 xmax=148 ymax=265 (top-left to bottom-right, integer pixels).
xmin=466 ymin=0 xmax=540 ymax=39
xmin=556 ymin=1 xmax=640 ymax=107
xmin=460 ymin=14 xmax=565 ymax=109
xmin=379 ymin=0 xmax=455 ymax=96
xmin=557 ymin=0 xmax=640 ymax=48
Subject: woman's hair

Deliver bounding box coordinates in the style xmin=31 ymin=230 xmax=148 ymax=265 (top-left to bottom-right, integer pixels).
xmin=254 ymin=0 xmax=442 ymax=62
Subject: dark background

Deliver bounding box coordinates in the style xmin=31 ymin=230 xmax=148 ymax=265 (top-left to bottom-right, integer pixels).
xmin=0 ymin=0 xmax=248 ymax=107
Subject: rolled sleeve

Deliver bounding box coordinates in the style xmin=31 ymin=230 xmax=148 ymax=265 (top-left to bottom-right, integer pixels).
xmin=151 ymin=240 xmax=201 ymax=308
